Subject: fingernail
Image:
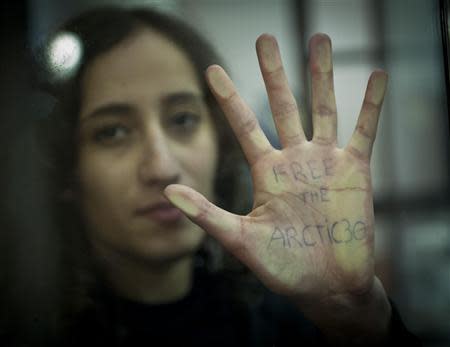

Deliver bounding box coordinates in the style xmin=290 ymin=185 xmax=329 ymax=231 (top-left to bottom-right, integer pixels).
xmin=258 ymin=35 xmax=280 ymax=72
xmin=369 ymin=72 xmax=388 ymax=105
xmin=310 ymin=34 xmax=332 ymax=73
xmin=165 ymin=186 xmax=199 ymax=217
xmin=207 ymin=66 xmax=233 ymax=99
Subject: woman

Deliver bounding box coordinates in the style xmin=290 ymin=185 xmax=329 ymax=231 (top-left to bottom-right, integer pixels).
xmin=31 ymin=5 xmax=419 ymax=347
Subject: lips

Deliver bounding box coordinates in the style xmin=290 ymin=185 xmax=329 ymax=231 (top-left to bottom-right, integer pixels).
xmin=135 ymin=202 xmax=184 ymax=224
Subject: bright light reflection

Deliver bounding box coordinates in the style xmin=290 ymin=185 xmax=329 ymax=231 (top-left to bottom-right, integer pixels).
xmin=46 ymin=32 xmax=82 ymax=80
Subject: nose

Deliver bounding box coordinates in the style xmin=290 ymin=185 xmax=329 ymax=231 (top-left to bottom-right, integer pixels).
xmin=137 ymin=122 xmax=180 ymax=187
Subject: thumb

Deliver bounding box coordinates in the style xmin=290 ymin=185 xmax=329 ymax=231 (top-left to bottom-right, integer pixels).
xmin=164 ymin=184 xmax=242 ymax=249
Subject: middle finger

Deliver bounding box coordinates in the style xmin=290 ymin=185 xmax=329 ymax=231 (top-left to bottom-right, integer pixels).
xmin=310 ymin=33 xmax=338 ymax=145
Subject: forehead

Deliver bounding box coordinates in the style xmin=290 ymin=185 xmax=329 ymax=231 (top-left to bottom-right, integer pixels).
xmin=80 ymin=28 xmax=202 ymax=118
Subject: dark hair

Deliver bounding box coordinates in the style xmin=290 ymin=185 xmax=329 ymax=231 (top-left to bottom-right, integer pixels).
xmin=34 ymin=5 xmax=255 ymax=333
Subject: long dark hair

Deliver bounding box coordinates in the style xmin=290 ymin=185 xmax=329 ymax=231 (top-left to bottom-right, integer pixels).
xmin=32 ymin=5 xmax=256 ymax=339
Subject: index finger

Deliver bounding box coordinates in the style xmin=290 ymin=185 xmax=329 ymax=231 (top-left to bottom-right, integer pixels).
xmin=206 ymin=65 xmax=273 ymax=166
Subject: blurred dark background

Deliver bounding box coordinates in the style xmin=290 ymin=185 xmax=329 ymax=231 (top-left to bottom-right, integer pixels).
xmin=1 ymin=0 xmax=449 ymax=346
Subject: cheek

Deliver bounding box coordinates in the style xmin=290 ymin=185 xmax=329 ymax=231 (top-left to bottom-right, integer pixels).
xmin=182 ymin=129 xmax=218 ymax=196
xmin=77 ymin=151 xmax=132 ymax=224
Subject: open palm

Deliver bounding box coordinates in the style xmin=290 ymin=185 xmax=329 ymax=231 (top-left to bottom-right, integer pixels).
xmin=165 ymin=33 xmax=387 ymax=304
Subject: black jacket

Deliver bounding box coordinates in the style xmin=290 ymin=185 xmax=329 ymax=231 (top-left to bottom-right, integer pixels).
xmin=60 ymin=268 xmax=421 ymax=347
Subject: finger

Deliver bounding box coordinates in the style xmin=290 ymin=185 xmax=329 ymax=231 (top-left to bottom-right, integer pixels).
xmin=256 ymin=34 xmax=306 ymax=147
xmin=346 ymin=70 xmax=388 ymax=161
xmin=164 ymin=184 xmax=243 ymax=254
xmin=206 ymin=65 xmax=273 ymax=166
xmin=309 ymin=33 xmax=338 ymax=145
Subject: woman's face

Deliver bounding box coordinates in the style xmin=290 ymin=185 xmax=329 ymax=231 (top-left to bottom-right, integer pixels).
xmin=76 ymin=29 xmax=218 ymax=265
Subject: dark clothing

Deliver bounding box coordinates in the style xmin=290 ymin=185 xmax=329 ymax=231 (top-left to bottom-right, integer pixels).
xmin=61 ymin=269 xmax=421 ymax=347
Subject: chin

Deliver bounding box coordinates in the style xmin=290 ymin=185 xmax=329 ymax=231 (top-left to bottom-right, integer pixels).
xmin=88 ymin=220 xmax=206 ymax=267
xmin=132 ymin=227 xmax=205 ymax=265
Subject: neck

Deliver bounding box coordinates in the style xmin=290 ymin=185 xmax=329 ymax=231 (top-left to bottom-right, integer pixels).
xmin=95 ymin=251 xmax=195 ymax=304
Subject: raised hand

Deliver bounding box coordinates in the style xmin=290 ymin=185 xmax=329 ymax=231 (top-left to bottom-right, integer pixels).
xmin=165 ymin=33 xmax=388 ymax=312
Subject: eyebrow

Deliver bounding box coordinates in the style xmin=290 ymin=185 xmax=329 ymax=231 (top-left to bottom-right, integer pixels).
xmin=80 ymin=103 xmax=134 ymax=124
xmin=162 ymin=92 xmax=204 ymax=106
xmin=80 ymin=92 xmax=204 ymax=124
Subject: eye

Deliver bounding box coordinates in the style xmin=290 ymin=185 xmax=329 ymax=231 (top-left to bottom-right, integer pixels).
xmin=93 ymin=124 xmax=130 ymax=144
xmin=169 ymin=112 xmax=201 ymax=133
